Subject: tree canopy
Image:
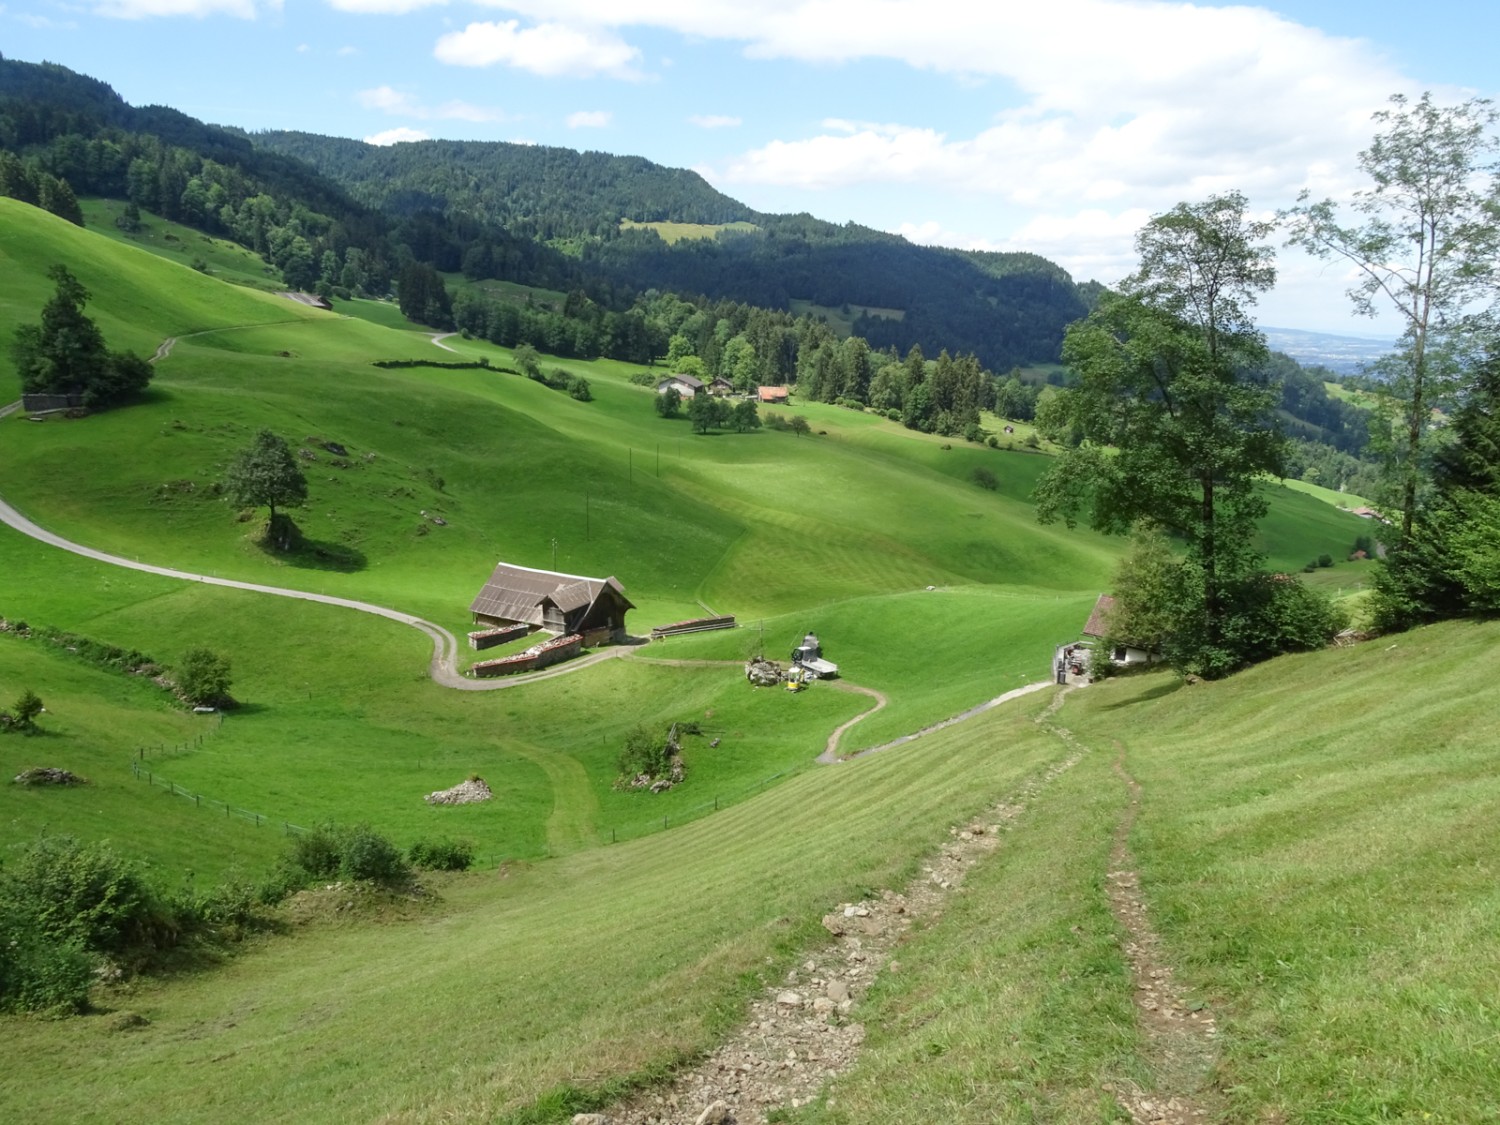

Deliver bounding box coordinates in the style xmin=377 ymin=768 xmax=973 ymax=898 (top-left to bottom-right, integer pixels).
xmin=1036 ymin=193 xmax=1295 ymax=676
xmin=1284 ymin=92 xmax=1500 ymax=543
xmin=222 ymin=429 xmax=308 ymax=548
xmin=10 ymin=264 xmax=152 ymax=408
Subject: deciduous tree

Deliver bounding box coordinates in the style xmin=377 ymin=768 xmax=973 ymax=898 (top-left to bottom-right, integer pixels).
xmin=1035 ymin=193 xmax=1286 ymax=676
xmin=222 ymin=429 xmax=308 ymax=549
xmin=1284 ymin=93 xmax=1500 ymax=543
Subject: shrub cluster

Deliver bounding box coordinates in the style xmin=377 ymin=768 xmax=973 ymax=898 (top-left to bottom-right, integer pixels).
xmin=0 ymin=837 xmax=181 ymax=1013
xmin=271 ymin=823 xmax=411 ymax=894
xmin=617 ymin=723 xmax=676 ymax=780
xmin=407 ymin=838 xmax=475 ymax=872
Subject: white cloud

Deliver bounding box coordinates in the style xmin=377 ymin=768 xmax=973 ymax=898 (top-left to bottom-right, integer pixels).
xmin=296 ymin=42 xmax=311 ymax=53
xmin=337 ymin=45 xmax=359 ymax=56
xmin=357 ymin=85 xmax=512 ymax=122
xmin=364 ymin=127 xmax=431 ymax=145
xmin=567 ymin=109 xmax=612 ymax=128
xmin=93 ymin=0 xmax=266 ymax=16
xmin=472 ymin=1 xmax=1412 ymax=214
xmin=689 ymin=114 xmax=741 ymax=129
xmin=327 ymin=0 xmax=445 ymax=12
xmin=434 ymin=19 xmax=644 ymax=78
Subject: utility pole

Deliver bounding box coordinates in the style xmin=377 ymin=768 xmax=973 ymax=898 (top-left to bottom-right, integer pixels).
xmin=551 ymin=537 xmax=558 ymax=570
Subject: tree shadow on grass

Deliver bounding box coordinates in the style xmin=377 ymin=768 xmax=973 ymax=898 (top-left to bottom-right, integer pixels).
xmin=250 ymin=518 xmax=366 ymax=573
xmin=1098 ymin=675 xmax=1185 ymax=710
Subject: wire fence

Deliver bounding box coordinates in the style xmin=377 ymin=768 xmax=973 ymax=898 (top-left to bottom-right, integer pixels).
xmin=128 ymin=759 xmax=308 ymax=836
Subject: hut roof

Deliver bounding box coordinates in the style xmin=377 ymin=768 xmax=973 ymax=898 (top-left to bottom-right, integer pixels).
xmin=1082 ymin=594 xmax=1117 ymax=639
xmin=471 ymin=562 xmax=633 ymax=624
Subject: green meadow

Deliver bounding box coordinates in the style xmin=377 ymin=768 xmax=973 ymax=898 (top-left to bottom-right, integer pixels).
xmin=3 ymin=197 xmax=1481 ymax=1122
xmin=618 ymin=218 xmax=761 ymax=244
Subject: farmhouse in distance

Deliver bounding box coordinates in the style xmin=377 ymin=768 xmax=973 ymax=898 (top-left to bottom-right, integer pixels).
xmin=470 ymin=561 xmax=634 ymax=645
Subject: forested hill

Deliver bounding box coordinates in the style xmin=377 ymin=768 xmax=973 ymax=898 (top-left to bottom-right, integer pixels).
xmin=252 ymin=131 xmax=755 ymax=239
xmin=251 ymin=131 xmax=1091 ymax=370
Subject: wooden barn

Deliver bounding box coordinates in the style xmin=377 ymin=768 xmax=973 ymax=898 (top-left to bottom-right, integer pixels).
xmin=469 ymin=562 xmax=634 ymax=644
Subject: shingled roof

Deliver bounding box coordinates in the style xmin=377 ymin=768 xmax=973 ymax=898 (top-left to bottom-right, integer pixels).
xmin=1082 ymin=594 xmax=1117 ymax=639
xmin=470 ymin=562 xmax=633 ymax=627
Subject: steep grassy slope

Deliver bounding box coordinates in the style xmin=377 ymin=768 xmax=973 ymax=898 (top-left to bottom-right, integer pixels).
xmin=795 ymin=620 xmax=1500 ymax=1123
xmin=0 ymin=696 xmax=1076 ymax=1123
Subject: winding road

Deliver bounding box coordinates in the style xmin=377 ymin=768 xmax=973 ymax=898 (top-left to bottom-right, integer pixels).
xmin=1 ymin=386 xmax=1051 ymax=738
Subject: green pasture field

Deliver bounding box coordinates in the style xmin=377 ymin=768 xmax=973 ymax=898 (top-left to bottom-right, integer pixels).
xmin=791 ymin=619 xmax=1500 ymax=1122
xmin=4 ymin=193 xmax=1498 ymax=1122
xmin=618 ymin=218 xmax=760 ymax=244
xmin=1277 ymin=473 xmax=1374 ymax=511
xmin=77 ymin=198 xmax=282 ymax=292
xmin=1324 ymin=379 xmax=1381 ymax=410
xmin=0 ymin=696 xmax=1077 ymax=1124
xmin=788 ymin=297 xmax=905 ymax=337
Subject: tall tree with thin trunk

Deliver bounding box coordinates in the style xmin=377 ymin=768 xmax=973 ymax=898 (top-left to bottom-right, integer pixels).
xmin=1283 ymin=92 xmax=1500 ymax=544
xmin=1035 ymin=192 xmax=1284 ymax=675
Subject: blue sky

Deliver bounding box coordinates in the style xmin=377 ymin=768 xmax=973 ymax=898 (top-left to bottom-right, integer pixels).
xmin=5 ymin=0 xmax=1497 ymax=334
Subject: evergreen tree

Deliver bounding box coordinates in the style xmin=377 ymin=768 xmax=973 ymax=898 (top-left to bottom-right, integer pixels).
xmin=1374 ymin=350 xmax=1500 ymax=624
xmin=10 ymin=265 xmax=151 ymax=408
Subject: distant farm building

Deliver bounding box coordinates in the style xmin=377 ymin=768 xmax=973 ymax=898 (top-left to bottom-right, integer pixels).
xmin=709 ymin=377 xmax=736 ymax=397
xmin=657 ymin=373 xmax=706 ymax=399
xmin=758 ymin=385 xmax=790 ymax=404
xmin=469 ymin=562 xmax=634 ymax=645
xmin=1082 ymin=594 xmax=1156 ymax=666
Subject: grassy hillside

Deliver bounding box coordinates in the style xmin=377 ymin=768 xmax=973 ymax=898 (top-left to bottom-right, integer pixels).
xmin=2 ymin=179 xmax=1495 ymax=1124
xmin=801 ymin=619 xmax=1500 ymax=1122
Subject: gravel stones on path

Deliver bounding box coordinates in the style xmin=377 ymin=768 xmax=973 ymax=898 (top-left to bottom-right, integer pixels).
xmin=595 ymin=813 xmax=1034 ymax=1125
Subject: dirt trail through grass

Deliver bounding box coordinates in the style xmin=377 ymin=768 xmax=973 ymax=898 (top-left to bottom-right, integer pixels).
xmin=606 ymin=694 xmax=1086 ymax=1125
xmin=1098 ymin=737 xmax=1222 ymax=1123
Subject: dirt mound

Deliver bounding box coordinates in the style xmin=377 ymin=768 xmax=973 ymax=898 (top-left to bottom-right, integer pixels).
xmin=425 ymin=777 xmax=493 ymax=805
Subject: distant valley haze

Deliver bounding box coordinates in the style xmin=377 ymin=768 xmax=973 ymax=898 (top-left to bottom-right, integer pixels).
xmin=3 ymin=0 xmax=1497 ymax=333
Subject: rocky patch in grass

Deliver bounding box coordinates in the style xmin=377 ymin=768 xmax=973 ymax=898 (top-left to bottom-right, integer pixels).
xmin=425 ymin=776 xmax=493 ymax=805
xmin=13 ymin=766 xmax=88 ymax=786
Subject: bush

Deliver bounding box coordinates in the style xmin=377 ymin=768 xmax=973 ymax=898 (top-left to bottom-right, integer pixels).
xmin=278 ymin=823 xmax=409 ymax=889
xmin=408 ymin=838 xmax=475 ymax=872
xmin=339 ymin=828 xmax=409 ymax=884
xmin=0 ymin=837 xmax=168 ymax=958
xmin=970 ymin=466 xmax=999 ymax=491
xmin=175 ymin=647 xmax=232 ymax=707
xmin=1318 ymin=553 xmax=1334 ymax=568
xmin=0 ymin=910 xmax=93 ymax=1014
xmin=568 ymin=376 xmax=593 ymax=402
xmin=618 ymin=723 xmax=674 ymax=779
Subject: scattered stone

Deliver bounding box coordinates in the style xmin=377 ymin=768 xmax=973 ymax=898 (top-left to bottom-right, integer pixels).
xmin=694 ymin=1101 xmax=733 ymax=1125
xmin=13 ymin=767 xmax=87 ymax=787
xmin=323 ymin=441 xmax=349 ymax=456
xmin=572 ymin=1115 xmax=611 ymax=1125
xmin=744 ymin=658 xmax=783 ymax=687
xmin=775 ymin=991 xmax=803 ymax=1009
xmin=108 ymin=1011 xmax=150 ymax=1031
xmin=826 ymin=980 xmax=850 ymax=1003
xmin=424 ymin=776 xmax=493 ymax=805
